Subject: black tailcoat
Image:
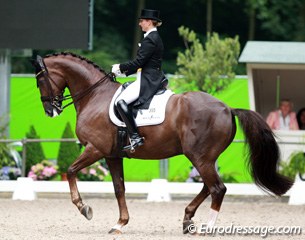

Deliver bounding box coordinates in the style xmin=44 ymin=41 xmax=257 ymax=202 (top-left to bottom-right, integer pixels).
xmin=119 ymin=31 xmax=166 ymax=109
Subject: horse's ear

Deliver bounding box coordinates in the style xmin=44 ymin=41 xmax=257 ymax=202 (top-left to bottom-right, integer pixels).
xmin=30 ymin=55 xmax=43 ymax=67
xmin=36 ymin=55 xmax=43 ymax=61
xmin=36 ymin=55 xmax=48 ymax=73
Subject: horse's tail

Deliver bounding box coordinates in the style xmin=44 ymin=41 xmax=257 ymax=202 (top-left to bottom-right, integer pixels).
xmin=231 ymin=108 xmax=294 ymax=196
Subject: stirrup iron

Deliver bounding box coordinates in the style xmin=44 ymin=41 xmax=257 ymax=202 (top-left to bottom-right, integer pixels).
xmin=123 ymin=136 xmax=144 ymax=152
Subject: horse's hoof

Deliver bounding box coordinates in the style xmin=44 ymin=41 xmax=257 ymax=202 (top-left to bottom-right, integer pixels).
xmin=80 ymin=205 xmax=93 ymax=220
xmin=182 ymin=220 xmax=194 ymax=234
xmin=108 ymin=228 xmax=122 ymax=234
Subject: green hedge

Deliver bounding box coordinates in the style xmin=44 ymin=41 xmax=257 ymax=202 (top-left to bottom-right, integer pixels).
xmin=57 ymin=122 xmax=80 ymax=173
xmin=25 ymin=125 xmax=46 ymax=175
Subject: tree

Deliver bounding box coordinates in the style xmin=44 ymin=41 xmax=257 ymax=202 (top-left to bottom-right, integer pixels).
xmin=132 ymin=0 xmax=146 ymax=58
xmin=25 ymin=125 xmax=46 ymax=175
xmin=57 ymin=122 xmax=80 ymax=174
xmin=174 ymin=26 xmax=240 ymax=94
xmin=256 ymin=0 xmax=305 ymax=41
xmin=242 ymin=0 xmax=267 ymax=40
xmin=206 ymin=0 xmax=213 ymax=34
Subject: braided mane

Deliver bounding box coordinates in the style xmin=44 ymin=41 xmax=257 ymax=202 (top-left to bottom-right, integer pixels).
xmin=44 ymin=52 xmax=109 ymax=76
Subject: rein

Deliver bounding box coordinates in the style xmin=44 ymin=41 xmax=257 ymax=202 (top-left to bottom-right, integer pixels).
xmin=60 ymin=72 xmax=115 ymax=109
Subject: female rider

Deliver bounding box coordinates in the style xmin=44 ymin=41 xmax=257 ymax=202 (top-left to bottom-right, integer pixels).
xmin=112 ymin=9 xmax=167 ymax=151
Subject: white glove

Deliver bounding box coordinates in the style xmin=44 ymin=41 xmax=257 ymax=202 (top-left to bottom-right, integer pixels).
xmin=111 ymin=64 xmax=125 ymax=77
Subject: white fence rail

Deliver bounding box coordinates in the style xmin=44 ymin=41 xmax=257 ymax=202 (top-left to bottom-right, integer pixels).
xmin=0 ymin=180 xmax=290 ymax=196
xmin=1 ymin=177 xmax=304 ymax=205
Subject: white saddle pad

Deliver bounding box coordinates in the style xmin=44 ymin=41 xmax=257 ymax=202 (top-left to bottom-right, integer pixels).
xmin=109 ymin=86 xmax=174 ymax=127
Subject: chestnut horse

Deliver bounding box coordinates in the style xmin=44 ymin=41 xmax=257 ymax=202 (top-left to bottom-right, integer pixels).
xmin=31 ymin=52 xmax=293 ymax=234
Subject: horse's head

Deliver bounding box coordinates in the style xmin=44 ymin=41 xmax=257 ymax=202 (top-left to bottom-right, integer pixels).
xmin=31 ymin=55 xmax=66 ymax=117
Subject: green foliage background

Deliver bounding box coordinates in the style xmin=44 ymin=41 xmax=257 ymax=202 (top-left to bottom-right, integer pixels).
xmin=11 ymin=0 xmax=305 ymax=74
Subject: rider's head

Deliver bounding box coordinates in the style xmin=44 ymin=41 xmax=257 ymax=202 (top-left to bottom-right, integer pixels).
xmin=138 ymin=9 xmax=162 ymax=32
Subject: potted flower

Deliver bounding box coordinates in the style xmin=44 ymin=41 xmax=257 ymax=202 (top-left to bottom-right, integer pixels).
xmin=0 ymin=148 xmax=22 ymax=180
xmin=78 ymin=161 xmax=108 ymax=181
xmin=0 ymin=166 xmax=21 ymax=180
xmin=280 ymin=151 xmax=305 ymax=180
xmin=27 ymin=160 xmax=59 ymax=181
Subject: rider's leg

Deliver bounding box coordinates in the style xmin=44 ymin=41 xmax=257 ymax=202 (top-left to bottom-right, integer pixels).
xmin=115 ymin=79 xmax=144 ymax=151
xmin=116 ymin=99 xmax=144 ymax=151
xmin=115 ymin=77 xmax=141 ymax=105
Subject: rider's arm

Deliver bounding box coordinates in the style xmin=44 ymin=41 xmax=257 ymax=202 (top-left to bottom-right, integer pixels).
xmin=119 ymin=36 xmax=156 ymax=76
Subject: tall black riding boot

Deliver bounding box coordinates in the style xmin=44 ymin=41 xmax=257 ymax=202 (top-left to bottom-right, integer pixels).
xmin=116 ymin=100 xmax=144 ymax=152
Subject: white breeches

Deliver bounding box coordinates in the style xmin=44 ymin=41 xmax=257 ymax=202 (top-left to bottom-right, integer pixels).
xmin=115 ymin=77 xmax=141 ymax=106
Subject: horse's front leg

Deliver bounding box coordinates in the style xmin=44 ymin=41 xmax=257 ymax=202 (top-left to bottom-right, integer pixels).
xmin=106 ymin=157 xmax=129 ymax=234
xmin=67 ymin=143 xmax=103 ymax=220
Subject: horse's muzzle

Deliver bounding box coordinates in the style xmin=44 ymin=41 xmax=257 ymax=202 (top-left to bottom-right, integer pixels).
xmin=44 ymin=102 xmax=62 ymax=118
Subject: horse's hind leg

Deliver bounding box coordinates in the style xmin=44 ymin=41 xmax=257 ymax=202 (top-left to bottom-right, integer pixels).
xmin=106 ymin=157 xmax=129 ymax=234
xmin=201 ymin=164 xmax=226 ymax=227
xmin=183 ymin=160 xmax=226 ymax=234
xmin=67 ymin=143 xmax=103 ymax=220
xmin=198 ymin=161 xmax=226 ymax=227
xmin=183 ymin=184 xmax=210 ymax=234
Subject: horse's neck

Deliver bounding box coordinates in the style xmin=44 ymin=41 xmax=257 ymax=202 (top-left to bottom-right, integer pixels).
xmin=66 ymin=66 xmax=103 ymax=95
xmin=66 ymin=68 xmax=120 ymax=114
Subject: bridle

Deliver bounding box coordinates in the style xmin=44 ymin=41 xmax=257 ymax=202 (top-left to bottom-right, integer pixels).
xmin=35 ymin=62 xmax=65 ymax=114
xmin=34 ymin=56 xmax=115 ymax=113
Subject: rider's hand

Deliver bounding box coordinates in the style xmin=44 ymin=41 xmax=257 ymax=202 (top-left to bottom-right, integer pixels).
xmin=111 ymin=64 xmax=125 ymax=77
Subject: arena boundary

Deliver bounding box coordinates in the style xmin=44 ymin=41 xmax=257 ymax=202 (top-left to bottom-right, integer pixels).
xmin=1 ymin=178 xmax=297 ymax=203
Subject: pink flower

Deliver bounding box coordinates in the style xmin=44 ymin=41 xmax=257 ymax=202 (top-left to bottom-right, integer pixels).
xmin=28 ymin=161 xmax=59 ymax=180
xmin=28 ymin=171 xmax=37 ymax=180
xmin=89 ymin=168 xmax=96 ymax=175
xmin=42 ymin=166 xmax=57 ymax=177
xmin=31 ymin=165 xmax=37 ymax=172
